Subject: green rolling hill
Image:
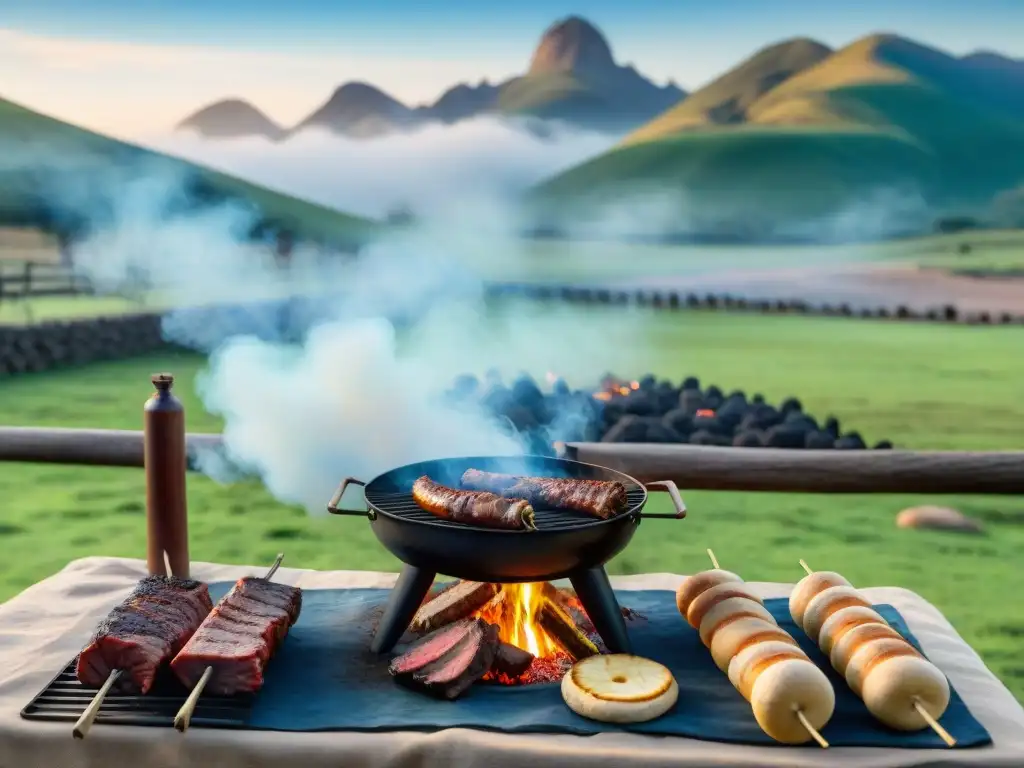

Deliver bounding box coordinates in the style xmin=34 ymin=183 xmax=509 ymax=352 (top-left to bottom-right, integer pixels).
xmin=0 ymin=96 xmax=376 ymax=246
xmin=534 ymin=34 xmax=1024 ymax=236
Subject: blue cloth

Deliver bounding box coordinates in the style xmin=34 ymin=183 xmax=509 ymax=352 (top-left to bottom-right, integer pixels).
xmin=210 ymin=584 xmax=990 ymax=748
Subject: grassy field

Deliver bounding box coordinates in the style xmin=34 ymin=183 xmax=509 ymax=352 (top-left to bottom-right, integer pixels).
xmin=0 ymin=307 xmax=1022 ymax=700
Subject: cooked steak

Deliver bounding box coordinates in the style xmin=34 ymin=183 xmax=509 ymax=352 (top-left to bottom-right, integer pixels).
xmin=389 ymin=619 xmax=479 ymax=676
xmin=410 ymin=581 xmax=499 ymax=633
xmin=391 ymin=618 xmax=499 ymax=700
xmin=170 ymin=577 xmax=302 ymax=696
xmin=76 ymin=576 xmax=213 ymax=693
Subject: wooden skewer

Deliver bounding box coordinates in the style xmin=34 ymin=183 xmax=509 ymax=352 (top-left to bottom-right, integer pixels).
xmin=72 ymin=669 xmax=122 ymax=739
xmin=915 ymin=697 xmax=957 ymax=747
xmin=706 ymin=548 xmax=721 ymax=570
xmin=173 ymin=553 xmax=285 ymax=733
xmin=795 ymin=709 xmax=830 ymax=748
xmin=798 ymin=558 xmax=955 ymax=747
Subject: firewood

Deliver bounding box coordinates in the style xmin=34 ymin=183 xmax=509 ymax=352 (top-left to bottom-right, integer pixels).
xmin=410 ymin=581 xmax=499 ymax=633
xmin=491 ymin=642 xmax=535 ymax=679
xmin=537 ymin=598 xmax=599 ymax=661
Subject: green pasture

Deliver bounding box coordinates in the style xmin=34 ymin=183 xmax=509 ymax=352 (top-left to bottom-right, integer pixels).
xmin=0 ymin=307 xmax=1022 ymax=700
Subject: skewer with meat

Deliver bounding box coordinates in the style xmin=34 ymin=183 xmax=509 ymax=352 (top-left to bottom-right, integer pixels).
xmin=412 ymin=476 xmax=536 ymax=531
xmin=72 ymin=575 xmax=214 ymax=739
xmin=461 ymin=469 xmax=628 ymax=520
xmin=171 ymin=555 xmax=301 ymax=731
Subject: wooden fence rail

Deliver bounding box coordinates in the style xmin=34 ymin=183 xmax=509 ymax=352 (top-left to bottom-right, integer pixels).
xmin=0 ymin=261 xmax=91 ymax=302
xmin=1 ymin=426 xmax=1023 ymax=495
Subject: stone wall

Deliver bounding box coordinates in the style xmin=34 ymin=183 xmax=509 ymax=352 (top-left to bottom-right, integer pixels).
xmin=1 ymin=284 xmax=1019 ymax=379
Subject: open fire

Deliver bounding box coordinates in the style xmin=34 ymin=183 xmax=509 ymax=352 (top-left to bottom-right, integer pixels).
xmin=407 ymin=579 xmax=617 ymax=686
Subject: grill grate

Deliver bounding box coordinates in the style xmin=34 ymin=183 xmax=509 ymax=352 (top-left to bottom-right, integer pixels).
xmin=365 ymin=486 xmax=647 ymax=532
xmin=21 ymin=657 xmax=254 ymax=729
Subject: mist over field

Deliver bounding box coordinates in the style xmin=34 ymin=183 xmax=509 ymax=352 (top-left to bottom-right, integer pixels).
xmin=144 ymin=118 xmax=618 ymax=220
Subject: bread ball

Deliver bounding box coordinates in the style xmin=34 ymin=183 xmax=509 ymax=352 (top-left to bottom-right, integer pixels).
xmin=709 ymin=616 xmax=799 ymax=672
xmin=817 ymin=604 xmax=889 ymax=656
xmin=750 ymin=658 xmax=836 ymax=744
xmin=830 ymin=622 xmax=907 ymax=676
xmin=686 ymin=581 xmax=764 ymax=630
xmin=675 ymin=569 xmax=743 ymax=618
xmin=698 ymin=597 xmax=777 ymax=647
xmin=802 ymin=586 xmax=873 ymax=644
xmin=728 ymin=640 xmax=809 ymax=701
xmin=860 ymin=655 xmax=951 ymax=731
xmin=789 ymin=571 xmax=851 ymax=627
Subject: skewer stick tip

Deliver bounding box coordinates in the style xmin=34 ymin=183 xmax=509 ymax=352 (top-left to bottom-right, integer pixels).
xmin=72 ymin=668 xmax=122 ymax=739
xmin=795 ymin=709 xmax=829 ymax=748
xmin=263 ymin=553 xmax=285 ymax=581
xmin=913 ymin=698 xmax=956 ymax=747
xmin=798 ymin=559 xmax=814 ymax=576
xmin=706 ymin=548 xmax=720 ymax=570
xmin=174 ymin=666 xmax=214 ymax=733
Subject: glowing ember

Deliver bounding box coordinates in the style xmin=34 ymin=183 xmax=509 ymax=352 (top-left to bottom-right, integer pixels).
xmin=695 ymin=408 xmax=715 ymax=418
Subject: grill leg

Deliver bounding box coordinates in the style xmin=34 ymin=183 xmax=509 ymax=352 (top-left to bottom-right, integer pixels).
xmin=370 ymin=564 xmax=436 ymax=655
xmin=569 ymin=566 xmax=632 ymax=654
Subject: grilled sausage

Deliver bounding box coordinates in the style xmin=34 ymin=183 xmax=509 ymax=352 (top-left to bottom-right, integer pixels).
xmin=460 ymin=469 xmax=628 ymax=519
xmin=411 ymin=476 xmax=536 ymax=531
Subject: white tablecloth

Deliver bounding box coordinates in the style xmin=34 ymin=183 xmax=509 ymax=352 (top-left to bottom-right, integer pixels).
xmin=1 ymin=557 xmax=1022 ymax=768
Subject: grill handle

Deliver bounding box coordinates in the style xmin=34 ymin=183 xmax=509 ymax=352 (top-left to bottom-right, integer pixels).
xmin=639 ymin=480 xmax=687 ymax=519
xmin=326 ymin=477 xmax=375 ymax=520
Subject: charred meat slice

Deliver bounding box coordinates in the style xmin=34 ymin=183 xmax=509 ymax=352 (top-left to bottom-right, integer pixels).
xmin=461 ymin=469 xmax=628 ymax=519
xmin=76 ymin=576 xmax=213 ymax=694
xmin=170 ymin=577 xmax=302 ymax=696
xmin=390 ymin=618 xmax=500 ymax=700
xmin=410 ymin=581 xmax=499 ymax=634
xmin=412 ymin=476 xmax=536 ymax=531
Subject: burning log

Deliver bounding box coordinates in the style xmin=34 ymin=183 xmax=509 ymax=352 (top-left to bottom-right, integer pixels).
xmin=491 ymin=642 xmax=535 ymax=679
xmin=410 ymin=581 xmax=499 ymax=633
xmin=537 ymin=598 xmax=600 ymax=661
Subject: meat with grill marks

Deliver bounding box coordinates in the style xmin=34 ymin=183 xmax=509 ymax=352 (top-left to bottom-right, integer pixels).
xmin=170 ymin=577 xmax=302 ymax=695
xmin=76 ymin=576 xmax=213 ymax=693
xmin=460 ymin=469 xmax=628 ymax=519
xmin=412 ymin=476 xmax=536 ymax=531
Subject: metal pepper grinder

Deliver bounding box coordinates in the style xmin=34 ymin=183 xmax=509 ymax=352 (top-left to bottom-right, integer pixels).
xmin=144 ymin=373 xmax=190 ymax=578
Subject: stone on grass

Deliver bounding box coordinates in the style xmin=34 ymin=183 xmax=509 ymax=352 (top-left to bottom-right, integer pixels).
xmin=895 ymin=506 xmax=984 ymax=534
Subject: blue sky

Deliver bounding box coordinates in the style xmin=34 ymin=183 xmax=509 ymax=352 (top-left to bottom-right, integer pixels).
xmin=1 ymin=0 xmax=1022 ymax=137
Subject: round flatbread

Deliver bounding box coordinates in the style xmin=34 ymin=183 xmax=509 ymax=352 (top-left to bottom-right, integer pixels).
xmin=561 ymin=654 xmax=679 ymax=723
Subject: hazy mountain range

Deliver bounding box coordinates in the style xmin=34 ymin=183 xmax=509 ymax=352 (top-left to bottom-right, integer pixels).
xmin=177 ymin=16 xmax=687 ymax=140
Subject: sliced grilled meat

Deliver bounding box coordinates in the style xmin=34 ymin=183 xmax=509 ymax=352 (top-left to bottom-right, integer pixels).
xmin=170 ymin=577 xmax=302 ymax=695
xmin=76 ymin=576 xmax=213 ymax=693
xmin=461 ymin=469 xmax=628 ymax=519
xmin=412 ymin=476 xmax=536 ymax=531
xmin=391 ymin=618 xmax=499 ymax=700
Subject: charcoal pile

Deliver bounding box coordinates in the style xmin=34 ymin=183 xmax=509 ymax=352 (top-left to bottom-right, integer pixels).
xmin=445 ymin=372 xmax=893 ymax=452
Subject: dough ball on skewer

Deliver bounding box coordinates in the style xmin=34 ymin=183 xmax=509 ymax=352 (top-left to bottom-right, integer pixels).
xmin=750 ymin=659 xmax=836 ymax=745
xmin=698 ymin=597 xmax=777 ymax=647
xmin=818 ymin=604 xmax=889 ymax=656
xmin=802 ymin=586 xmax=873 ymax=644
xmin=727 ymin=640 xmax=809 ymax=701
xmin=861 ymin=655 xmax=951 ymax=731
xmin=789 ymin=571 xmax=851 ymax=627
xmin=686 ymin=582 xmax=764 ymax=630
xmin=845 ymin=637 xmax=922 ymax=696
xmin=675 ymin=570 xmax=743 ymax=618
xmin=709 ymin=616 xmax=800 ymax=672
xmin=830 ymin=622 xmax=907 ymax=676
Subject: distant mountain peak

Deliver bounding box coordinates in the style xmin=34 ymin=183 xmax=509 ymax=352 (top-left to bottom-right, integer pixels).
xmin=528 ymin=15 xmax=617 ymax=78
xmin=176 ymin=98 xmax=284 ymax=140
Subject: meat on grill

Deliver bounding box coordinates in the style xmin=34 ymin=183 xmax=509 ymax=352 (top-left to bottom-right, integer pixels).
xmin=389 ymin=618 xmax=500 ymax=699
xmin=170 ymin=577 xmax=302 ymax=696
xmin=411 ymin=476 xmax=536 ymax=531
xmin=76 ymin=576 xmax=213 ymax=693
xmin=460 ymin=469 xmax=628 ymax=519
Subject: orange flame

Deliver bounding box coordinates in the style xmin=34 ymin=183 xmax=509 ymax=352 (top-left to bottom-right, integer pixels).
xmin=476 ymin=583 xmax=559 ymax=657
xmin=695 ymin=408 xmax=715 ymax=418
